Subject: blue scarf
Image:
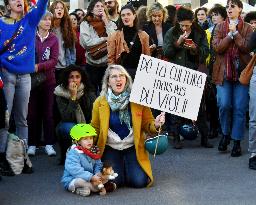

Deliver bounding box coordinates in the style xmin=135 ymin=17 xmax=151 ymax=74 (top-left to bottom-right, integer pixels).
xmin=107 ymin=88 xmax=131 ymax=130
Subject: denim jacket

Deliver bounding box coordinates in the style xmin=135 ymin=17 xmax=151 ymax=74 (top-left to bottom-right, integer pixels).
xmin=65 ymin=46 xmax=76 ymax=66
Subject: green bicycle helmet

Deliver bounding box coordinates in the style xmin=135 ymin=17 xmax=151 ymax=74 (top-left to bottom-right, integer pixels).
xmin=70 ymin=124 xmax=97 ymax=141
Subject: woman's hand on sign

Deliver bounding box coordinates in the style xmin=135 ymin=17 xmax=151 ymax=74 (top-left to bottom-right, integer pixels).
xmin=154 ymin=112 xmax=165 ymax=129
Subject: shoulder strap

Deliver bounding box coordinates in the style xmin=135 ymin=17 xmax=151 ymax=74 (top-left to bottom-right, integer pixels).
xmin=0 ymin=22 xmax=22 ymax=55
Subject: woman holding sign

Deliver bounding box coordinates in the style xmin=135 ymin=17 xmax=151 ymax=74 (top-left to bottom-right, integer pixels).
xmin=91 ymin=64 xmax=165 ymax=188
xmin=163 ymin=6 xmax=212 ymax=149
xmin=212 ymin=0 xmax=253 ymax=157
xmin=107 ymin=4 xmax=150 ymax=80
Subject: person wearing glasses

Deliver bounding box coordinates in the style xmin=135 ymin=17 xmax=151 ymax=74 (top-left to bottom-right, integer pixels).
xmin=212 ymin=0 xmax=253 ymax=157
xmin=163 ymin=7 xmax=212 ymax=149
xmin=105 ymin=0 xmax=119 ymax=25
xmin=91 ymin=64 xmax=165 ymax=188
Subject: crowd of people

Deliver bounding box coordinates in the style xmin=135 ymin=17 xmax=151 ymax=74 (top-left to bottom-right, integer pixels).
xmin=0 ymin=0 xmax=256 ymax=196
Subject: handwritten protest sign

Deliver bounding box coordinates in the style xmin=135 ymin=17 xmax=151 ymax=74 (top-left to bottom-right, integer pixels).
xmin=129 ymin=55 xmax=207 ymax=121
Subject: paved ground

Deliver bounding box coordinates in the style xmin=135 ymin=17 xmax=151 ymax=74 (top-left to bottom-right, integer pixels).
xmin=0 ymin=132 xmax=256 ymax=205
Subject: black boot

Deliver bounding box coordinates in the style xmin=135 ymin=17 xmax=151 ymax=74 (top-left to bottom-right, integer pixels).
xmin=0 ymin=153 xmax=15 ymax=176
xmin=231 ymin=140 xmax=242 ymax=157
xmin=249 ymin=155 xmax=256 ymax=170
xmin=218 ymin=135 xmax=230 ymax=151
xmin=201 ymin=135 xmax=213 ymax=148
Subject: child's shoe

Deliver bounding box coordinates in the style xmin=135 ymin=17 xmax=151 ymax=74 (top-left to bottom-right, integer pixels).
xmin=75 ymin=187 xmax=91 ymax=196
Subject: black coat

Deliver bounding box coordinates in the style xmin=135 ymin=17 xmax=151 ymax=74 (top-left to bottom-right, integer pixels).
xmin=143 ymin=22 xmax=171 ymax=46
xmin=143 ymin=22 xmax=172 ymax=57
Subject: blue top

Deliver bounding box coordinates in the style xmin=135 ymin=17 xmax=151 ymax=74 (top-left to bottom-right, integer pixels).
xmin=109 ymin=109 xmax=131 ymax=140
xmin=0 ymin=0 xmax=48 ymax=74
xmin=61 ymin=146 xmax=103 ymax=190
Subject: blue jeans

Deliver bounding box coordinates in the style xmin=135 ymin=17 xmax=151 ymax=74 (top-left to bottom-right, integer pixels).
xmin=102 ymin=146 xmax=148 ymax=188
xmin=0 ymin=69 xmax=31 ymax=151
xmin=56 ymin=122 xmax=76 ymax=139
xmin=216 ymin=80 xmax=249 ymax=140
xmin=249 ymin=68 xmax=256 ymax=153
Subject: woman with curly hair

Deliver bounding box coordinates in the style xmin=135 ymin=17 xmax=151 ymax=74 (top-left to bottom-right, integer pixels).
xmin=49 ymin=0 xmax=76 ymax=83
xmin=54 ymin=65 xmax=96 ymax=164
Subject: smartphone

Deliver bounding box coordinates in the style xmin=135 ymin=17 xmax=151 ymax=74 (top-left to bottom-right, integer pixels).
xmin=185 ymin=39 xmax=193 ymax=45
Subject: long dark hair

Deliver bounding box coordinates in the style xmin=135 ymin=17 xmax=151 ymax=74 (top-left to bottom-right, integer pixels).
xmin=60 ymin=64 xmax=94 ymax=92
xmin=117 ymin=4 xmax=138 ymax=30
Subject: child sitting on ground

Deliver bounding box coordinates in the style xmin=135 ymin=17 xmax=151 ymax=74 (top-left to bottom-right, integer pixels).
xmin=61 ymin=123 xmax=103 ymax=196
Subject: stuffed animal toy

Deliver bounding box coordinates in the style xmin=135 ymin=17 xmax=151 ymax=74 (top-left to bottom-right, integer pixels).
xmin=91 ymin=164 xmax=118 ymax=196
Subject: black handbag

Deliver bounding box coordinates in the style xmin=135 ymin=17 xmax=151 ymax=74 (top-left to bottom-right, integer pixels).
xmin=30 ymin=72 xmax=46 ymax=89
xmin=30 ymin=49 xmax=46 ymax=89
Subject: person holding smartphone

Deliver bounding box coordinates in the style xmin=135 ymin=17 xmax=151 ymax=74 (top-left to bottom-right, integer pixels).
xmin=163 ymin=7 xmax=212 ymax=149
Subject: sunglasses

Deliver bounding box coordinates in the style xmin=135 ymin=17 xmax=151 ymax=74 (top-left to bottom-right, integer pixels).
xmin=226 ymin=4 xmax=236 ymax=9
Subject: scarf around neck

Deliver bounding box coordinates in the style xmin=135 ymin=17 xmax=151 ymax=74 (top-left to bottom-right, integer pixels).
xmin=75 ymin=145 xmax=101 ymax=160
xmin=86 ymin=16 xmax=107 ymax=37
xmin=224 ymin=17 xmax=243 ymax=82
xmin=107 ymin=88 xmax=131 ymax=130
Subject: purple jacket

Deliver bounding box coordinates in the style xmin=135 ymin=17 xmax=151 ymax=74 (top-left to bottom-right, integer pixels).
xmin=35 ymin=32 xmax=59 ymax=85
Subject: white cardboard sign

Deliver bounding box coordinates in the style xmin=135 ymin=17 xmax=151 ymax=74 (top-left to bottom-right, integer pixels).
xmin=129 ymin=55 xmax=207 ymax=121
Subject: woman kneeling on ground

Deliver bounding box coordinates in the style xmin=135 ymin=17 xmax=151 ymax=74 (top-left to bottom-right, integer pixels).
xmin=91 ymin=64 xmax=165 ymax=188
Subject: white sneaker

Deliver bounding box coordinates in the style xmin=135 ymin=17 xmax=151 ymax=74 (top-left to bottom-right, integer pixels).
xmin=45 ymin=145 xmax=56 ymax=156
xmin=27 ymin=146 xmax=36 ymax=156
